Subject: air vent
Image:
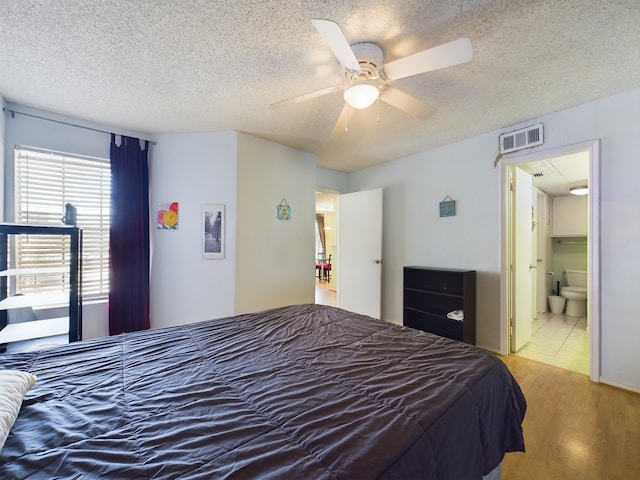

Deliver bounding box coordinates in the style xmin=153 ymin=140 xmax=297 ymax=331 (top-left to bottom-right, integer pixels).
xmin=499 ymin=123 xmax=544 ymax=154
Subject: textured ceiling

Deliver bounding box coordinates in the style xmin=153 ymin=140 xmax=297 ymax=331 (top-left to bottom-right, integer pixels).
xmin=2 ymin=1 xmax=640 ymax=173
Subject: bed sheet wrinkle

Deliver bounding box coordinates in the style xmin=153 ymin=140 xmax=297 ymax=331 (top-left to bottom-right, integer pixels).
xmin=192 ymin=329 xmax=265 ymax=365
xmin=423 ymin=390 xmax=486 ymax=479
xmin=309 ymin=346 xmax=390 ymax=386
xmin=280 ymin=388 xmax=426 ymax=478
xmin=355 ymin=366 xmax=468 ymax=427
xmin=130 ymin=404 xmax=277 ymax=477
xmin=400 ymin=341 xmax=501 ymax=383
xmin=121 ymin=356 xmax=209 ymax=396
xmin=182 ymin=332 xmax=343 ymax=476
xmin=379 ymin=427 xmax=438 ymax=479
xmin=122 ymin=330 xmax=197 ymax=364
xmin=1 ymin=422 xmax=147 ymax=479
xmin=125 ymin=379 xmax=234 ymax=420
xmin=188 ymin=339 xmax=355 ymax=430
xmin=478 ymin=366 xmax=526 ymax=457
xmin=3 ymin=393 xmax=128 ymax=461
xmin=238 ymin=370 xmax=343 ymax=423
xmin=181 ymin=427 xmax=337 ymax=480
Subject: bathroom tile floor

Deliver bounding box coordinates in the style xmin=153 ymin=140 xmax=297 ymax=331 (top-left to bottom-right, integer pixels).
xmin=515 ymin=312 xmax=589 ymax=376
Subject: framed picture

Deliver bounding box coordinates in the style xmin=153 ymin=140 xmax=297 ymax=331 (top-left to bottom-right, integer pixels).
xmin=157 ymin=201 xmax=179 ymax=229
xmin=203 ymin=204 xmax=225 ymax=259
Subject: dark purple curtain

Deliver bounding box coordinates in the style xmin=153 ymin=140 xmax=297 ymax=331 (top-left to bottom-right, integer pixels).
xmin=109 ymin=134 xmax=150 ymax=335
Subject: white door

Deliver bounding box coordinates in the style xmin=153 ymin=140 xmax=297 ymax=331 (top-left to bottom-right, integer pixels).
xmin=530 ymin=190 xmax=538 ymax=320
xmin=337 ymin=189 xmax=383 ymax=319
xmin=511 ymin=167 xmax=533 ymax=352
xmin=535 ymin=192 xmax=548 ymax=313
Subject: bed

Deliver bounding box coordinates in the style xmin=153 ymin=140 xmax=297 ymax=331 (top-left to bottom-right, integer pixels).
xmin=0 ymin=304 xmax=525 ymax=479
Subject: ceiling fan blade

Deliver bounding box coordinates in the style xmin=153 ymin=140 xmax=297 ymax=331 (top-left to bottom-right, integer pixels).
xmin=379 ymin=87 xmax=437 ymax=120
xmin=383 ymin=37 xmax=473 ymax=81
xmin=311 ymin=19 xmax=361 ymax=73
xmin=268 ymin=86 xmax=339 ymax=109
xmin=331 ymin=104 xmax=355 ymax=137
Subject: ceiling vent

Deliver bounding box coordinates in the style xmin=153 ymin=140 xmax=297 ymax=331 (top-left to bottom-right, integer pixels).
xmin=499 ymin=123 xmax=544 ymax=154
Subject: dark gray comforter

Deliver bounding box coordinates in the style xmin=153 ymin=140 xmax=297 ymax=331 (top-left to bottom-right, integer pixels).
xmin=0 ymin=304 xmax=525 ymax=479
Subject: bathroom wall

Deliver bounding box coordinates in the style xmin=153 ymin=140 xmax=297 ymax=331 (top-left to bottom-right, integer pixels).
xmin=550 ymin=238 xmax=588 ymax=292
xmin=549 ymin=193 xmax=588 ymax=293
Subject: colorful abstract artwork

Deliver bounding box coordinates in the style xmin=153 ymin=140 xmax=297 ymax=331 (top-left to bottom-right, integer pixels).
xmin=158 ymin=202 xmax=179 ymax=229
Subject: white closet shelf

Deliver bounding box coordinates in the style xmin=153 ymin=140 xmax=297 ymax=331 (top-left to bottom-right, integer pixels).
xmin=0 ymin=267 xmax=69 ymax=277
xmin=0 ymin=293 xmax=69 ymax=310
xmin=0 ymin=317 xmax=69 ymax=343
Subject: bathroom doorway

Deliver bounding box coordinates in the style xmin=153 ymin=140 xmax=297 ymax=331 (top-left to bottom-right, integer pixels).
xmin=500 ymin=140 xmax=600 ymax=381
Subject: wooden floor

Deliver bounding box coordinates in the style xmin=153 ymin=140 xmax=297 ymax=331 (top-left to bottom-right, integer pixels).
xmin=500 ymin=354 xmax=640 ymax=479
xmin=314 ymin=278 xmax=336 ymax=307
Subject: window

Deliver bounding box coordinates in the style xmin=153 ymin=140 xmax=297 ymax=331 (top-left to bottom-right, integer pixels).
xmin=14 ymin=147 xmax=111 ymax=299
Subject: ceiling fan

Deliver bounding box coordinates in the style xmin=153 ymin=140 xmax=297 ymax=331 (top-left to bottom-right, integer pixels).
xmin=269 ymin=19 xmax=473 ymax=135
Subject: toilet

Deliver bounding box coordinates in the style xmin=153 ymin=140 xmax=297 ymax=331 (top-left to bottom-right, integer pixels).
xmin=561 ymin=269 xmax=588 ymax=317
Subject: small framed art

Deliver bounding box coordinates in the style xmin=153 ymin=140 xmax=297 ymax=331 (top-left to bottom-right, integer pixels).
xmin=439 ymin=196 xmax=456 ymax=217
xmin=203 ymin=204 xmax=225 ymax=259
xmin=277 ymin=199 xmax=291 ymax=220
xmin=157 ymin=201 xmax=179 ymax=229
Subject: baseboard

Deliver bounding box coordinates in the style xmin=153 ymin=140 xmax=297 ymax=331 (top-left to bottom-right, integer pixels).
xmin=599 ymin=377 xmax=640 ymax=394
xmin=476 ymin=342 xmax=501 ymax=355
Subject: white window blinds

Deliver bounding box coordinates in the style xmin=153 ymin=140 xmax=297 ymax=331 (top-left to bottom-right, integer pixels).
xmin=14 ymin=147 xmax=111 ymax=298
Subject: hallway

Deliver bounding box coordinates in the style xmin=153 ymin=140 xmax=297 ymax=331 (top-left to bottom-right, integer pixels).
xmin=315 ymin=278 xmax=336 ymax=307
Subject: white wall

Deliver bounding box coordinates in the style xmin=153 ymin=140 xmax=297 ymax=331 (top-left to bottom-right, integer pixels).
xmin=149 ymin=131 xmax=238 ymax=329
xmin=348 ymin=87 xmax=640 ymax=391
xmin=349 ymin=134 xmax=500 ymax=333
xmin=235 ymin=133 xmax=316 ymax=313
xmin=316 ymin=167 xmax=348 ymax=193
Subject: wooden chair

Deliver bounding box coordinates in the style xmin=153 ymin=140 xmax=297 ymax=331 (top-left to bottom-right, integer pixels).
xmin=322 ymin=255 xmax=332 ymax=281
xmin=315 ymin=253 xmax=325 ymax=280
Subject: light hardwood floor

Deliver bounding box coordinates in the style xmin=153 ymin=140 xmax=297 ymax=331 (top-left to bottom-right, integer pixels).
xmin=315 ymin=278 xmax=336 ymax=307
xmin=500 ymin=354 xmax=640 ymax=479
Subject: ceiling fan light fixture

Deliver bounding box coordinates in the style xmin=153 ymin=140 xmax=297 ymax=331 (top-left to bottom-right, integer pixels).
xmin=570 ymin=186 xmax=589 ymax=195
xmin=344 ymin=83 xmax=379 ymax=109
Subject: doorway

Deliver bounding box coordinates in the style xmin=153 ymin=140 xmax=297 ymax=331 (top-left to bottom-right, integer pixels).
xmin=315 ymin=192 xmax=337 ymax=307
xmin=314 ymin=189 xmax=384 ymax=318
xmin=500 ymin=140 xmax=600 ymax=382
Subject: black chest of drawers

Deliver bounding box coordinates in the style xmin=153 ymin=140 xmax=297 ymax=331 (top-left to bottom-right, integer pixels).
xmin=403 ymin=267 xmax=476 ymax=344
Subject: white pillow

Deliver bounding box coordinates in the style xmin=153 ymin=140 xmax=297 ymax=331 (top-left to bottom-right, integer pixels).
xmin=0 ymin=370 xmax=37 ymax=452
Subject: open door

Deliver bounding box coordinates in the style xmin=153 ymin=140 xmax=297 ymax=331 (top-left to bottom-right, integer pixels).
xmin=511 ymin=167 xmax=533 ymax=352
xmin=337 ymin=189 xmax=382 ymax=319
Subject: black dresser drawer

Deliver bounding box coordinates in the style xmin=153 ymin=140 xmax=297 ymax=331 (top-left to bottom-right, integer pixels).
xmin=404 ymin=267 xmax=465 ymax=295
xmin=403 ymin=308 xmax=464 ymax=340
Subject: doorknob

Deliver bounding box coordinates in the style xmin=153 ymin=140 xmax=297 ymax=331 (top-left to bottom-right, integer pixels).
xmin=373 ymin=259 xmax=382 ymax=264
